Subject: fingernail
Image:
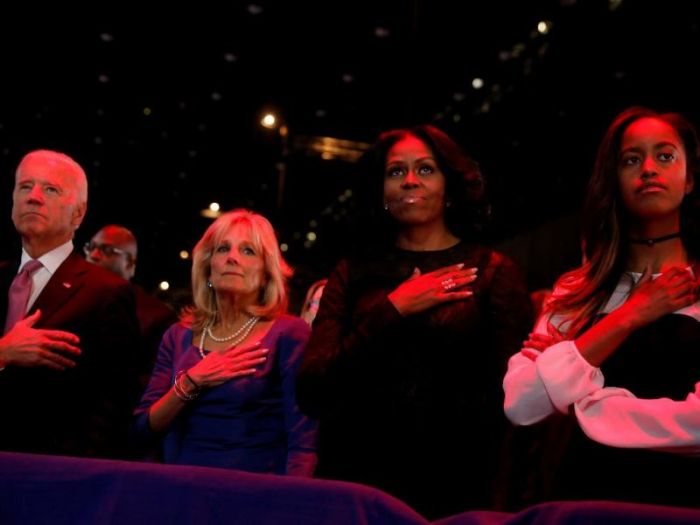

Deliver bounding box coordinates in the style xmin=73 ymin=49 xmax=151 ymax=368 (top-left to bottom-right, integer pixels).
xmin=261 ymin=348 xmax=269 ymax=354
xmin=457 ymin=263 xmax=464 ymax=269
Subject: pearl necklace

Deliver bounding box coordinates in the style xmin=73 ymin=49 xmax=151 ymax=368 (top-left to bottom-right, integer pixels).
xmin=206 ymin=315 xmax=259 ymax=342
xmin=198 ymin=316 xmax=260 ymax=359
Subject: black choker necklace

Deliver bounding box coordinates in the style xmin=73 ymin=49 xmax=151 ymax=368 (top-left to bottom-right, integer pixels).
xmin=628 ymin=232 xmax=682 ymax=247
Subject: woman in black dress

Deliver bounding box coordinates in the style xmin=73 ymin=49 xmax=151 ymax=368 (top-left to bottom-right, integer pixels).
xmin=297 ymin=124 xmax=533 ymax=519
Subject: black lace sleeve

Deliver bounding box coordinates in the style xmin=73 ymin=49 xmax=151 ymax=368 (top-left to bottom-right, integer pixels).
xmin=486 ymin=252 xmax=534 ymax=374
xmin=296 ymin=259 xmax=402 ymax=418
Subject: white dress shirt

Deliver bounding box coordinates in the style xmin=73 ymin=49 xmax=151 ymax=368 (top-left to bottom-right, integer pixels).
xmin=17 ymin=240 xmax=74 ymax=313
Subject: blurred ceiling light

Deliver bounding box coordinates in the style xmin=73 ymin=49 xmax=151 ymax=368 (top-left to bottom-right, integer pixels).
xmin=201 ymin=202 xmax=222 ymax=219
xmin=512 ymin=43 xmax=526 ymax=57
xmin=261 ymin=113 xmax=277 ymax=129
xmin=472 ymin=78 xmax=484 ymax=89
xmin=537 ymin=21 xmax=552 ymax=34
xmin=294 ymin=135 xmax=371 ymax=162
xmin=374 ymin=27 xmax=390 ymax=38
xmin=159 ymin=281 xmax=170 ymax=291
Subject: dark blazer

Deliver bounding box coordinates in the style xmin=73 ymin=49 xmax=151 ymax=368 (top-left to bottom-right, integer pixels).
xmin=0 ymin=252 xmax=141 ymax=459
xmin=132 ymin=283 xmax=178 ymax=387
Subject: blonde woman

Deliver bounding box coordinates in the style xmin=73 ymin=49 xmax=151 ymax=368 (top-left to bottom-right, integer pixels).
xmin=134 ymin=209 xmax=317 ymax=476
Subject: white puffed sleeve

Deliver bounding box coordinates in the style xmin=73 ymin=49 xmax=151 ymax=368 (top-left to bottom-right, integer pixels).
xmin=504 ymin=337 xmax=604 ymax=425
xmin=536 ymin=340 xmax=604 ymax=413
xmin=575 ymin=382 xmax=700 ymax=455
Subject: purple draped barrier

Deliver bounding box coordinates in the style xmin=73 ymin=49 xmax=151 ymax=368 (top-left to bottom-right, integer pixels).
xmin=2 ymin=452 xmax=699 ymax=524
xmin=0 ymin=452 xmax=426 ymax=525
xmin=435 ymin=501 xmax=700 ymax=525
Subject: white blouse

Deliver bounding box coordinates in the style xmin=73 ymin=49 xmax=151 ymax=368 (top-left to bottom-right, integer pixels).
xmin=503 ymin=271 xmax=700 ymax=455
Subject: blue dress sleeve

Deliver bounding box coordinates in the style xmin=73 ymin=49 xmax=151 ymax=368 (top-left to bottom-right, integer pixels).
xmin=131 ymin=323 xmax=182 ymax=442
xmin=277 ymin=317 xmax=318 ymax=476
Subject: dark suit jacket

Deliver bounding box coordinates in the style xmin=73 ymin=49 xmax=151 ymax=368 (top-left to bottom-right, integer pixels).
xmin=0 ymin=252 xmax=141 ymax=459
xmin=132 ymin=284 xmax=178 ymax=387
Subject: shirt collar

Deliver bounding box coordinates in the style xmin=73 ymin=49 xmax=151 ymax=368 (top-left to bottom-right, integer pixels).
xmin=20 ymin=240 xmax=74 ymax=276
xmin=601 ymin=266 xmax=700 ymax=320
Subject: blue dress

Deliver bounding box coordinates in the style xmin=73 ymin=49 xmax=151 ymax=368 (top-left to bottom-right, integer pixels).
xmin=133 ymin=315 xmax=318 ymax=476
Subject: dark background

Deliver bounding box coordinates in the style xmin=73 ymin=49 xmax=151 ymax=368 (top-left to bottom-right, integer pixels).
xmin=1 ymin=0 xmax=698 ymax=311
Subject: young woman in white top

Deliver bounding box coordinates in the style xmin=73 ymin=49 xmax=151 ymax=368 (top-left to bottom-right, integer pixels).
xmin=503 ymin=106 xmax=700 ymax=508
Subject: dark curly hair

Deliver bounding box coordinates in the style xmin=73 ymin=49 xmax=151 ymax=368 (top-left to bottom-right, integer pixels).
xmin=353 ymin=124 xmax=490 ymax=248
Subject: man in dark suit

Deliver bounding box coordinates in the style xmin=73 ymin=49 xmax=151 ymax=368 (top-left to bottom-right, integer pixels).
xmin=85 ymin=224 xmax=177 ymax=387
xmin=0 ymin=150 xmax=141 ymax=458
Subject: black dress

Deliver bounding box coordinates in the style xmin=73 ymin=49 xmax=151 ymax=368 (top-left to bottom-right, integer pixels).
xmin=296 ymin=242 xmax=533 ymax=519
xmin=547 ymin=313 xmax=700 ymax=509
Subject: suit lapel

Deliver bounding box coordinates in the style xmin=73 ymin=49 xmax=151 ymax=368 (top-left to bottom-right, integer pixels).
xmin=30 ymin=253 xmax=87 ymax=325
xmin=0 ymin=260 xmax=19 ymax=325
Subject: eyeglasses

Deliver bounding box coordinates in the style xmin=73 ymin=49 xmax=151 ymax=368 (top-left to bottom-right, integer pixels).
xmin=83 ymin=241 xmax=132 ymax=259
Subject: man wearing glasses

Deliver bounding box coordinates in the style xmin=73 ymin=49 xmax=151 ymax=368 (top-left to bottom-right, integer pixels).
xmin=84 ymin=226 xmax=137 ymax=281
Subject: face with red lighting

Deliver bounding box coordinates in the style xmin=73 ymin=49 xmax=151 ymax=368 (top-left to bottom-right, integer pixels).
xmin=12 ymin=153 xmax=87 ymax=247
xmin=618 ymin=117 xmax=693 ymax=223
xmin=383 ymin=135 xmax=447 ymax=228
xmin=209 ymin=224 xmax=266 ymax=303
xmin=86 ymin=227 xmax=136 ymax=281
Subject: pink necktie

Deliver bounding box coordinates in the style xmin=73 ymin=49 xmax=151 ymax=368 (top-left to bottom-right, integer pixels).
xmin=4 ymin=259 xmax=43 ymax=334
